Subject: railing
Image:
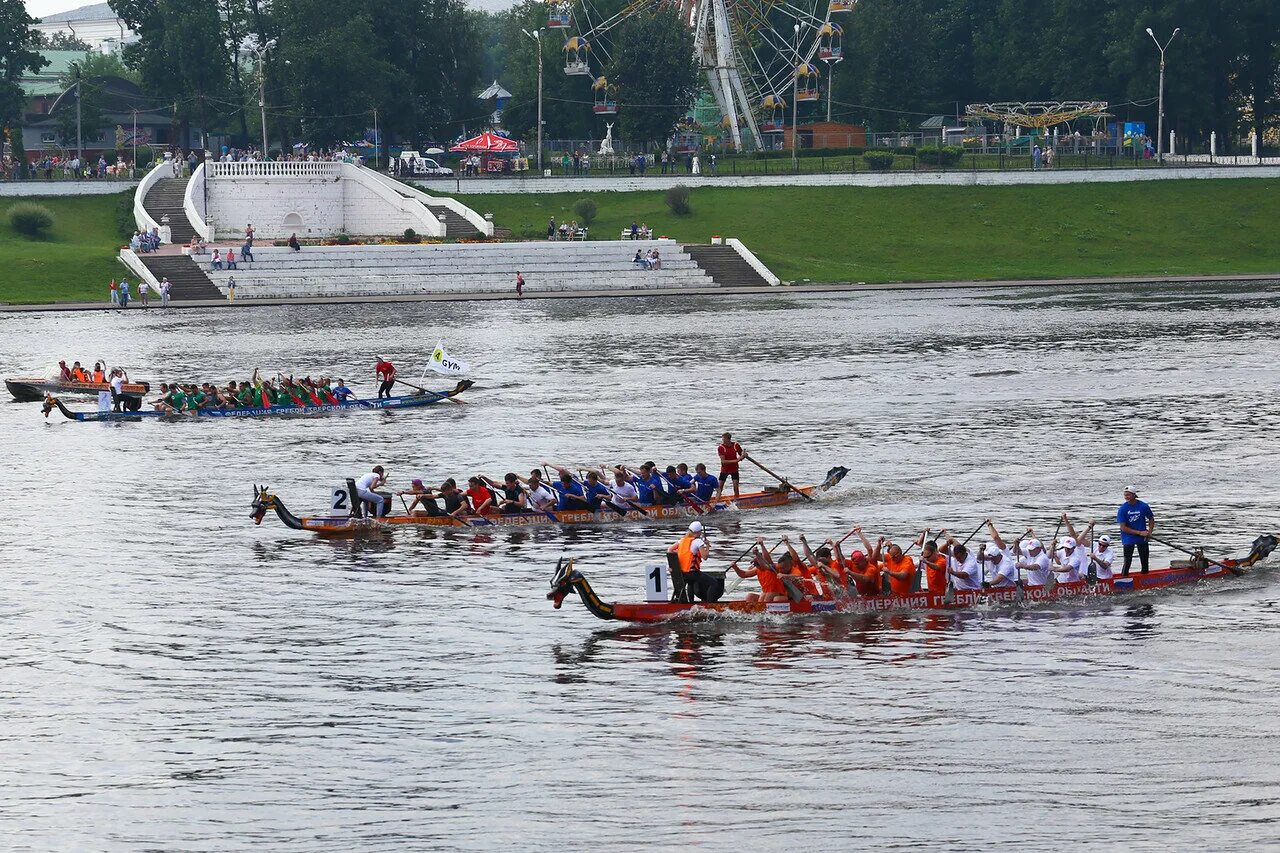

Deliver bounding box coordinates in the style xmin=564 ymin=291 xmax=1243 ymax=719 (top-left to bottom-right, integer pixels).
xmin=133 ymin=160 xmax=171 ymax=240
xmin=726 ymin=238 xmax=781 ymax=286
xmin=365 ymin=168 xmax=494 ymax=237
xmin=118 ymin=249 xmax=159 ymax=295
xmin=184 ymin=162 xmax=212 ymax=241
xmin=206 ymin=161 xmax=342 ymax=178
xmin=338 ymin=163 xmax=444 ymax=238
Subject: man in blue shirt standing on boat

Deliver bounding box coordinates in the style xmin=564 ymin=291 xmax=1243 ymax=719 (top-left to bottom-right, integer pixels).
xmin=1116 ymin=486 xmax=1156 ymax=575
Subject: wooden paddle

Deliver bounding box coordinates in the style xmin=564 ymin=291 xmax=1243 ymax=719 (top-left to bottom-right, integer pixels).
xmin=1045 ymin=516 xmax=1065 ymax=594
xmin=1147 ymin=534 xmax=1244 ymax=577
xmin=394 ymin=377 xmax=466 ymax=404
xmin=743 ymin=453 xmax=815 ymax=503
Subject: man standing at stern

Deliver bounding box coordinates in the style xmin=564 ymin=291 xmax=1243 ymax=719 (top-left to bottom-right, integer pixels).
xmin=1117 ymin=486 xmax=1155 ymax=575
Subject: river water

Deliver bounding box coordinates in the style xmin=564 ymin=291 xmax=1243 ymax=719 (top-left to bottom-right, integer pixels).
xmin=3 ymin=284 xmax=1280 ymax=850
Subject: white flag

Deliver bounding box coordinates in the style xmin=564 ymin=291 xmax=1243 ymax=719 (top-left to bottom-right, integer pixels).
xmin=427 ymin=341 xmax=470 ymax=376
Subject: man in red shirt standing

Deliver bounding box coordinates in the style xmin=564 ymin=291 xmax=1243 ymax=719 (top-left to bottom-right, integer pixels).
xmin=715 ymin=431 xmax=745 ymax=499
xmin=374 ymin=357 xmax=396 ymax=399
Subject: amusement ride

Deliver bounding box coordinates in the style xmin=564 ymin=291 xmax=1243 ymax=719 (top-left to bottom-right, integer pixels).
xmin=545 ymin=0 xmax=855 ymax=150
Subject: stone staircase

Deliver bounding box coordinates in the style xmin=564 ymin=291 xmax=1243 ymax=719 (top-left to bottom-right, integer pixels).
xmin=423 ymin=203 xmax=483 ymax=239
xmin=138 ymin=254 xmax=223 ymax=301
xmin=143 ymin=177 xmax=197 ymax=243
xmin=685 ymin=245 xmax=770 ymax=287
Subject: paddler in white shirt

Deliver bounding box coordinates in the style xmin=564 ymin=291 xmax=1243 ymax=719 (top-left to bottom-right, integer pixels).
xmin=980 ymin=520 xmax=1018 ymax=588
xmin=1053 ymin=537 xmax=1089 ymax=582
xmin=519 ymin=469 xmax=556 ymax=513
xmin=606 ymin=468 xmax=642 ymax=511
xmin=1016 ymin=536 xmax=1053 ymax=587
xmin=1061 ymin=514 xmax=1114 ymax=581
xmin=942 ymin=539 xmax=983 ymax=590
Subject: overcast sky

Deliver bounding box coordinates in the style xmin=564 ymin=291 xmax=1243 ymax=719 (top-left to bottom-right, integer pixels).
xmin=25 ymin=0 xmax=514 ymax=19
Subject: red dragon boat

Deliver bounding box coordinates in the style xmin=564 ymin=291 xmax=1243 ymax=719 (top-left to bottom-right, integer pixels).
xmin=547 ymin=534 xmax=1277 ymax=622
xmin=251 ymin=466 xmax=848 ymax=534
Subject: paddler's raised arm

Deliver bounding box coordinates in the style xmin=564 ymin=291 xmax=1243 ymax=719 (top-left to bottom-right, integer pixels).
xmin=798 ymin=534 xmax=821 ymax=568
xmin=987 ymin=519 xmax=1005 ymax=551
xmin=781 ymin=535 xmax=803 ymax=566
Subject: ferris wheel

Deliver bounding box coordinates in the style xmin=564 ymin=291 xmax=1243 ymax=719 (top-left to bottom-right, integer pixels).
xmin=545 ymin=0 xmax=854 ymax=150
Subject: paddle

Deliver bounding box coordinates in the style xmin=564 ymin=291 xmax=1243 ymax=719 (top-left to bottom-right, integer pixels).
xmin=394 ymin=377 xmax=467 ymax=404
xmin=1147 ymin=534 xmax=1245 ymax=577
xmin=743 ymin=453 xmax=815 ymax=503
xmin=1045 ymin=515 xmax=1065 ymax=594
xmin=724 ymin=537 xmax=785 ymax=597
xmin=942 ymin=519 xmax=988 ymax=604
xmin=482 ymin=475 xmax=558 ymax=523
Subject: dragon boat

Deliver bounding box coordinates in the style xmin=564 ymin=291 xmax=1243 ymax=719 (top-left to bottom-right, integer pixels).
xmin=547 ymin=534 xmax=1278 ymax=622
xmin=7 ymin=376 xmax=149 ymax=403
xmin=42 ymin=380 xmax=472 ymax=422
xmin=250 ymin=466 xmax=849 ymax=535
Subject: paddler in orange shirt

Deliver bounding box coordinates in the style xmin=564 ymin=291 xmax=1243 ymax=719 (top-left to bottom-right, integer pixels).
xmin=732 ymin=537 xmax=794 ymax=603
xmin=881 ymin=541 xmax=917 ymax=596
xmin=799 ymin=533 xmax=849 ymax=598
xmin=917 ymin=529 xmax=949 ymax=594
xmin=846 ymin=527 xmax=884 ymax=596
xmin=780 ymin=536 xmax=823 ymax=598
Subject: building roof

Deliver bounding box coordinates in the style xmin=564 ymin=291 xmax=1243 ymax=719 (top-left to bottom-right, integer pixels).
xmin=35 ymin=2 xmax=119 ymax=24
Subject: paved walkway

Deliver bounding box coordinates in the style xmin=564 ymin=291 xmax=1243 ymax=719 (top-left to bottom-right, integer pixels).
xmin=5 ymin=273 xmax=1277 ymax=314
xmin=440 ymin=164 xmax=1280 ymax=194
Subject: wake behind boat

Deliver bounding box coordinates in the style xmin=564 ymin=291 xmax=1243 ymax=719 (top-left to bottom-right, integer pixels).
xmin=548 ymin=534 xmax=1278 ymax=622
xmin=44 ymin=380 xmax=472 ymax=422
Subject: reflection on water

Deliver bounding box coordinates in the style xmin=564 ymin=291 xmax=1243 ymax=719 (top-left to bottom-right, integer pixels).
xmin=3 ymin=283 xmax=1280 ymax=849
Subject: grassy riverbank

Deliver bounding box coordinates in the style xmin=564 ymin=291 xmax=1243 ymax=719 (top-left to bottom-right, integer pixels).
xmin=0 ymin=192 xmax=130 ymax=304
xmin=459 ymin=178 xmax=1280 ymax=283
xmin=2 ymin=180 xmax=1279 ymax=304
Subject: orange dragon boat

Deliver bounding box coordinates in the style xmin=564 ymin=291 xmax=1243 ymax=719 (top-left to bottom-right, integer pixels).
xmin=547 ymin=535 xmax=1278 ymax=622
xmin=250 ymin=466 xmax=848 ymax=535
xmin=7 ymin=376 xmax=149 ymax=403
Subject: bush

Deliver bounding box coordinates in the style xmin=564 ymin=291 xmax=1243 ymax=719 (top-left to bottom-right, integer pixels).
xmin=747 ymin=146 xmax=866 ymax=160
xmin=917 ymin=145 xmax=964 ymax=166
xmin=336 ymin=233 xmax=351 ymax=245
xmin=664 ymin=184 xmax=692 ymax=216
xmin=8 ymin=203 xmax=54 ymax=237
xmin=573 ymin=197 xmax=598 ymax=227
xmin=403 ymin=228 xmax=417 ymax=240
xmin=863 ymin=151 xmax=895 ymax=172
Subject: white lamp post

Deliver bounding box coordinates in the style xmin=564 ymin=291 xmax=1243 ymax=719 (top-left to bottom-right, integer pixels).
xmin=522 ymin=28 xmax=544 ymax=173
xmin=1145 ymin=27 xmax=1179 ymax=163
xmin=791 ymin=23 xmax=801 ymax=170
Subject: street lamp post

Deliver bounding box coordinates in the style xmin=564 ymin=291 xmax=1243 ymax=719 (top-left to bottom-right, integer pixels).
xmin=824 ymin=56 xmax=841 ymax=124
xmin=73 ymin=62 xmax=82 ymax=165
xmin=522 ymin=28 xmax=544 ymax=173
xmin=791 ymin=23 xmax=801 ymax=171
xmin=1146 ymin=26 xmax=1179 ymax=163
xmin=252 ymin=39 xmax=278 ymax=158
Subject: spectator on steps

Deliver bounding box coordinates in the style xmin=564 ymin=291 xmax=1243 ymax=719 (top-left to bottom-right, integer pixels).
xmin=241 ymin=240 xmax=254 ymax=263
xmin=227 ymin=248 xmax=237 ymax=270
xmin=515 ymin=271 xmax=524 ymax=298
xmin=633 ymin=250 xmax=644 ymax=267
xmin=227 ymin=277 xmax=236 ymax=302
xmin=288 ymin=233 xmax=301 ymax=252
xmin=211 ymin=249 xmax=223 ymax=271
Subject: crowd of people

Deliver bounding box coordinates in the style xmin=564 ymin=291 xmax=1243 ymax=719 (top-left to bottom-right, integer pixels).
xmin=632 ymin=248 xmax=662 ymax=270
xmin=546 ymin=217 xmax=588 ymax=241
xmin=351 ymin=433 xmax=753 ymax=520
xmin=664 ymin=487 xmax=1158 ymax=604
xmin=149 ymin=371 xmax=354 ymax=414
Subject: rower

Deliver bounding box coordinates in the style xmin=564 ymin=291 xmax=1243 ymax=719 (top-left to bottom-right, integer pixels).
xmin=732 ymin=535 xmax=788 ymax=601
xmin=847 ymin=527 xmax=884 ymax=596
xmin=1062 ymin=514 xmax=1111 ymax=581
xmin=482 ymin=473 xmax=529 ymax=515
xmin=1053 ymin=537 xmax=1088 ymax=582
xmin=374 ymin=356 xmax=396 ymax=400
xmin=780 ymin=536 xmax=823 ymax=598
xmin=404 ymin=478 xmax=432 ymax=514
xmin=800 ymin=534 xmax=849 ymax=598
xmin=654 ymin=466 xmax=683 ymax=506
xmin=71 ymin=361 xmax=88 ymax=382
xmin=715 ymin=432 xmax=745 ymax=499
xmin=881 ymin=541 xmax=917 ymax=596
xmin=981 ymin=520 xmax=1018 ymax=589
xmin=606 ymin=469 xmax=641 ymax=511
xmin=549 ymin=468 xmax=590 ymax=511
xmin=942 ymin=539 xmax=982 ymax=591
xmin=355 ymin=465 xmax=389 ymax=518
xmin=92 ymin=363 xmax=106 ymax=383
xmin=1116 ymin=486 xmax=1155 ymax=575
xmin=332 ymin=379 xmax=354 ymax=402
xmin=619 ymin=463 xmax=661 ymax=505
xmin=518 ymin=470 xmax=557 ymax=513
xmin=58 ymin=360 xmax=71 ymax=381
xmin=1016 ymin=534 xmax=1052 ymax=586
xmin=688 ymin=463 xmax=719 ymax=505
xmin=667 ymin=521 xmax=706 ymax=602
xmin=464 ymin=476 xmax=495 ymax=515
xmin=919 ymin=533 xmax=948 ymax=594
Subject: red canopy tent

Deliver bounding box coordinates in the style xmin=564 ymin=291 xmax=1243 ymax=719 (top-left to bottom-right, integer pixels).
xmin=450 ymin=132 xmax=519 ymax=153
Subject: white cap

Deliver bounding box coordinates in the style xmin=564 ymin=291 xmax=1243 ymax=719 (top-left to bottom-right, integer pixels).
xmin=984 ymin=543 xmax=1002 ymax=558
xmin=1025 ymin=539 xmax=1042 ymax=552
xmin=688 ymin=521 xmax=704 ymax=534
xmin=1062 ymin=537 xmax=1077 ymax=549
xmin=1124 ymin=485 xmax=1138 ymax=496
xmin=1098 ymin=534 xmax=1111 ymax=544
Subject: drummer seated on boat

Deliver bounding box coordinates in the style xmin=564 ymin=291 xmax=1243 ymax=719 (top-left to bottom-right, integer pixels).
xmin=668 ymin=521 xmax=714 ymax=602
xmin=732 ymin=537 xmax=793 ymax=604
xmin=355 ymin=466 xmax=390 ymax=518
xmin=482 ymin=474 xmax=530 ymax=515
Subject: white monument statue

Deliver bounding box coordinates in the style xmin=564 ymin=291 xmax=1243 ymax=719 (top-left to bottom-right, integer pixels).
xmin=599 ymin=123 xmax=615 ymax=157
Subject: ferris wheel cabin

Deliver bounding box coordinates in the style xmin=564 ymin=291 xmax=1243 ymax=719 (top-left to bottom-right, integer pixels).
xmin=818 ymin=23 xmax=843 ymax=60
xmin=547 ymin=5 xmax=572 ymax=28
xmin=828 ymin=0 xmax=856 ymax=11
xmin=760 ymin=95 xmax=787 ymax=132
xmin=794 ymin=64 xmax=821 ymax=101
xmin=592 ymin=76 xmax=617 ymax=115
xmin=564 ymin=37 xmax=591 ymax=76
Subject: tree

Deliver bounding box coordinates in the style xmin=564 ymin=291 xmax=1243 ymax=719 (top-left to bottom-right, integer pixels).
xmin=54 ymin=64 xmax=106 ymax=150
xmin=40 ymin=31 xmax=91 ymax=51
xmin=606 ymin=9 xmax=697 ymax=148
xmin=1 ymin=0 xmax=46 ymax=171
xmin=495 ymin=1 xmax=596 ymax=144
